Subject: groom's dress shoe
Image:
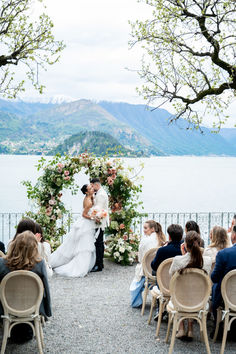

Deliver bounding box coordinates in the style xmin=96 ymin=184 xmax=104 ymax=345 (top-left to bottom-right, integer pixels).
xmin=91 ymin=265 xmax=102 ymax=272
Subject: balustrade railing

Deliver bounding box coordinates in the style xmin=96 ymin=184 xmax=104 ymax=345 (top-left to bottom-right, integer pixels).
xmin=0 ymin=212 xmax=234 ymax=247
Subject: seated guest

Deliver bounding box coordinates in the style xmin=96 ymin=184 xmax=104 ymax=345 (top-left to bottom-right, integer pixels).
xmin=211 ymin=225 xmax=236 ymax=322
xmin=204 ymin=226 xmax=230 ymax=262
xmin=227 ymin=214 xmax=236 ymax=233
xmin=185 ymin=220 xmax=205 ymax=248
xmin=0 ymin=241 xmax=5 ymax=254
xmin=7 ymin=217 xmax=36 ymax=251
xmin=151 ymin=224 xmax=183 ymax=272
xmin=35 ymin=223 xmax=53 ymax=278
xmin=0 ymin=231 xmax=52 ymax=342
xmin=169 ymin=231 xmax=212 ymax=339
xmin=130 ymin=220 xmax=166 ymax=308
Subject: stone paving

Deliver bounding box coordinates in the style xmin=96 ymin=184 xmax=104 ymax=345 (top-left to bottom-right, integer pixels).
xmin=1 ymin=259 xmax=235 ymax=353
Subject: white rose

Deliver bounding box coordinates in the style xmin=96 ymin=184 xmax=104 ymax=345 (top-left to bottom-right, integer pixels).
xmin=114 ymin=251 xmax=120 ymax=258
xmin=119 ymin=247 xmax=125 ymax=253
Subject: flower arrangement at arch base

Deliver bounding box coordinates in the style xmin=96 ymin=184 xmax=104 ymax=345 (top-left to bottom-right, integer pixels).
xmin=23 ymin=152 xmax=145 ymax=265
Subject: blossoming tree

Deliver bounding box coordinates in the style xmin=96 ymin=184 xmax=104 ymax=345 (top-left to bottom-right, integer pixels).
xmin=23 ymin=153 xmax=144 ymax=265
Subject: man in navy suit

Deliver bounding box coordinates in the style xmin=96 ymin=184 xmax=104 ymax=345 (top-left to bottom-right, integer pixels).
xmin=151 ymin=224 xmax=183 ymax=272
xmin=211 ymin=225 xmax=236 ymax=320
xmin=151 ymin=224 xmax=183 ymax=320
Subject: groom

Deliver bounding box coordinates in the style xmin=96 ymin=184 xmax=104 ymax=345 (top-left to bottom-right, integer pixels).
xmin=90 ymin=178 xmax=109 ymax=272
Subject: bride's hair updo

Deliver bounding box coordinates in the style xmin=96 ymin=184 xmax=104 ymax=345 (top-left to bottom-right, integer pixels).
xmin=81 ymin=184 xmax=88 ymax=195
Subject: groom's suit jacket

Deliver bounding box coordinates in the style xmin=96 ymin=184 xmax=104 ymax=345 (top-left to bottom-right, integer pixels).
xmin=94 ymin=187 xmax=109 ymax=230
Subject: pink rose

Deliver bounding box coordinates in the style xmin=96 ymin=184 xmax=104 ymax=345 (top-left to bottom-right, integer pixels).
xmin=57 ymin=163 xmax=64 ymax=168
xmin=111 ymin=174 xmax=116 ymax=180
xmin=46 ymin=207 xmax=52 ymax=216
xmin=123 ymin=234 xmax=128 ymax=241
xmin=120 ymin=223 xmax=125 ymax=229
xmin=49 ymin=199 xmax=56 ymax=205
xmin=111 ymin=168 xmax=116 ymax=174
xmin=64 ymin=176 xmax=70 ymax=181
xmin=107 ymin=168 xmax=112 ymax=174
xmin=107 ymin=177 xmax=113 ymax=185
xmin=64 ymin=170 xmax=70 ymax=176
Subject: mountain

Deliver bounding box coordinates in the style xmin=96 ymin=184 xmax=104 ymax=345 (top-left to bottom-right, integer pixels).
xmin=49 ymin=131 xmax=141 ymax=156
xmin=0 ymin=98 xmax=55 ymax=117
xmin=99 ymin=101 xmax=236 ymax=156
xmin=219 ymin=128 xmax=236 ymax=150
xmin=0 ymin=98 xmax=236 ymax=156
xmin=27 ymin=99 xmax=164 ymax=156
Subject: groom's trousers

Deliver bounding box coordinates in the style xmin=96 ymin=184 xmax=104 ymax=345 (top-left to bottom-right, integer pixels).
xmin=95 ymin=228 xmax=104 ymax=268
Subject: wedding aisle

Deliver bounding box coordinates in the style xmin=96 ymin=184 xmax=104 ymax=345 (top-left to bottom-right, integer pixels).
xmin=1 ymin=259 xmax=235 ymax=353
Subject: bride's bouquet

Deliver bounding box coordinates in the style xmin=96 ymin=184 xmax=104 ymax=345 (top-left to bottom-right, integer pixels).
xmin=89 ymin=206 xmax=108 ymax=225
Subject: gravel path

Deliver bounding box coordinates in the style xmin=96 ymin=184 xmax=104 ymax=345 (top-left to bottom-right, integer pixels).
xmin=1 ymin=259 xmax=235 ymax=353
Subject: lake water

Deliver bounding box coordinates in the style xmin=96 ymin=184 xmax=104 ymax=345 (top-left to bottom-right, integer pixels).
xmin=0 ymin=155 xmax=235 ymax=213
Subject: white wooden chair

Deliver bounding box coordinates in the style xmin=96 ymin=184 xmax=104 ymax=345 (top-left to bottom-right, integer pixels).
xmin=141 ymin=247 xmax=158 ymax=315
xmin=0 ymin=270 xmax=44 ymax=354
xmin=213 ymin=269 xmax=236 ymax=354
xmin=165 ymin=268 xmax=212 ymax=354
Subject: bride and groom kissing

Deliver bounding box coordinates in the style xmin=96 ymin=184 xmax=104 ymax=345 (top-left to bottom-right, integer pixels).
xmin=50 ymin=178 xmax=109 ymax=277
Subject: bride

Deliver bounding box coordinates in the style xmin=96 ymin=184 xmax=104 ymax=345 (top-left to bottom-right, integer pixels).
xmin=49 ymin=184 xmax=97 ymax=277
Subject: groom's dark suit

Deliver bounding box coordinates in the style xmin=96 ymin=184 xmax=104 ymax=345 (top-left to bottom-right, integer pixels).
xmin=93 ymin=187 xmax=109 ymax=270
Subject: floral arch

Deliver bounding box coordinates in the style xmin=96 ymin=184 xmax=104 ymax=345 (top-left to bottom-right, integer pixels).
xmin=23 ymin=153 xmax=143 ymax=265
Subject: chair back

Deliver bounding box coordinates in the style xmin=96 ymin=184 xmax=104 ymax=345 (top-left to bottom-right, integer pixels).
xmin=0 ymin=270 xmax=44 ymax=317
xmin=142 ymin=248 xmax=158 ymax=280
xmin=221 ymin=269 xmax=236 ymax=312
xmin=170 ymin=268 xmax=211 ymax=312
xmin=156 ymin=258 xmax=173 ymax=296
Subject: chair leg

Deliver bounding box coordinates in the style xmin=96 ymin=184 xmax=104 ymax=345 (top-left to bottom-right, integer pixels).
xmin=34 ymin=319 xmax=43 ymax=354
xmin=148 ymin=296 xmax=156 ymax=325
xmin=213 ymin=307 xmax=222 ymax=342
xmin=165 ymin=312 xmax=172 ymax=343
xmin=168 ymin=315 xmax=178 ymax=354
xmin=1 ymin=319 xmax=9 ymax=354
xmin=155 ymin=300 xmax=164 ymax=337
xmin=220 ymin=313 xmax=229 ymax=354
xmin=202 ymin=315 xmax=211 ymax=354
xmin=141 ymin=280 xmax=148 ymax=316
xmin=39 ymin=322 xmax=44 ymax=349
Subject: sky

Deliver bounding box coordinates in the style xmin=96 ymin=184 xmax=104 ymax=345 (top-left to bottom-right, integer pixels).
xmin=20 ymin=0 xmax=152 ymax=105
xmin=17 ymin=0 xmax=236 ymax=126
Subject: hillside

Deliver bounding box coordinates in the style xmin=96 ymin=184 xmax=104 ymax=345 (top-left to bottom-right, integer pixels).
xmin=0 ymin=98 xmax=236 ymax=156
xmin=99 ymin=101 xmax=236 ymax=156
xmin=49 ymin=131 xmax=141 ymax=156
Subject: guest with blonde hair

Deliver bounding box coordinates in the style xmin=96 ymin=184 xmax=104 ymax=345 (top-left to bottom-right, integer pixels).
xmin=204 ymin=226 xmax=230 ymax=262
xmin=130 ymin=220 xmax=166 ymax=308
xmin=0 ymin=231 xmax=52 ymax=343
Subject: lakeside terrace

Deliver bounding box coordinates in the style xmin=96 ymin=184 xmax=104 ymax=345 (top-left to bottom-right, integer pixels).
xmin=1 ymin=211 xmax=235 ymax=246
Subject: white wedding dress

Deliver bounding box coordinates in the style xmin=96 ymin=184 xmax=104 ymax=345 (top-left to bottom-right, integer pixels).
xmin=49 ymin=217 xmax=96 ymax=277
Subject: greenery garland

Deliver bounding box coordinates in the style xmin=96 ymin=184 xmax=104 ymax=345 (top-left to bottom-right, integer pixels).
xmin=23 ymin=153 xmax=144 ymax=265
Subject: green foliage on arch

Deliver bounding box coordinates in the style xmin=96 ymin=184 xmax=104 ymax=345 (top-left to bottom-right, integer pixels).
xmin=23 ymin=153 xmax=144 ymax=265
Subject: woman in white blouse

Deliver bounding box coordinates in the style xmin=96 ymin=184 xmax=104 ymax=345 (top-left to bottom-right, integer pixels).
xmin=130 ymin=220 xmax=166 ymax=308
xmin=35 ymin=223 xmax=53 ymax=278
xmin=169 ymin=231 xmax=212 ymax=339
xmin=204 ymin=226 xmax=230 ymax=262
